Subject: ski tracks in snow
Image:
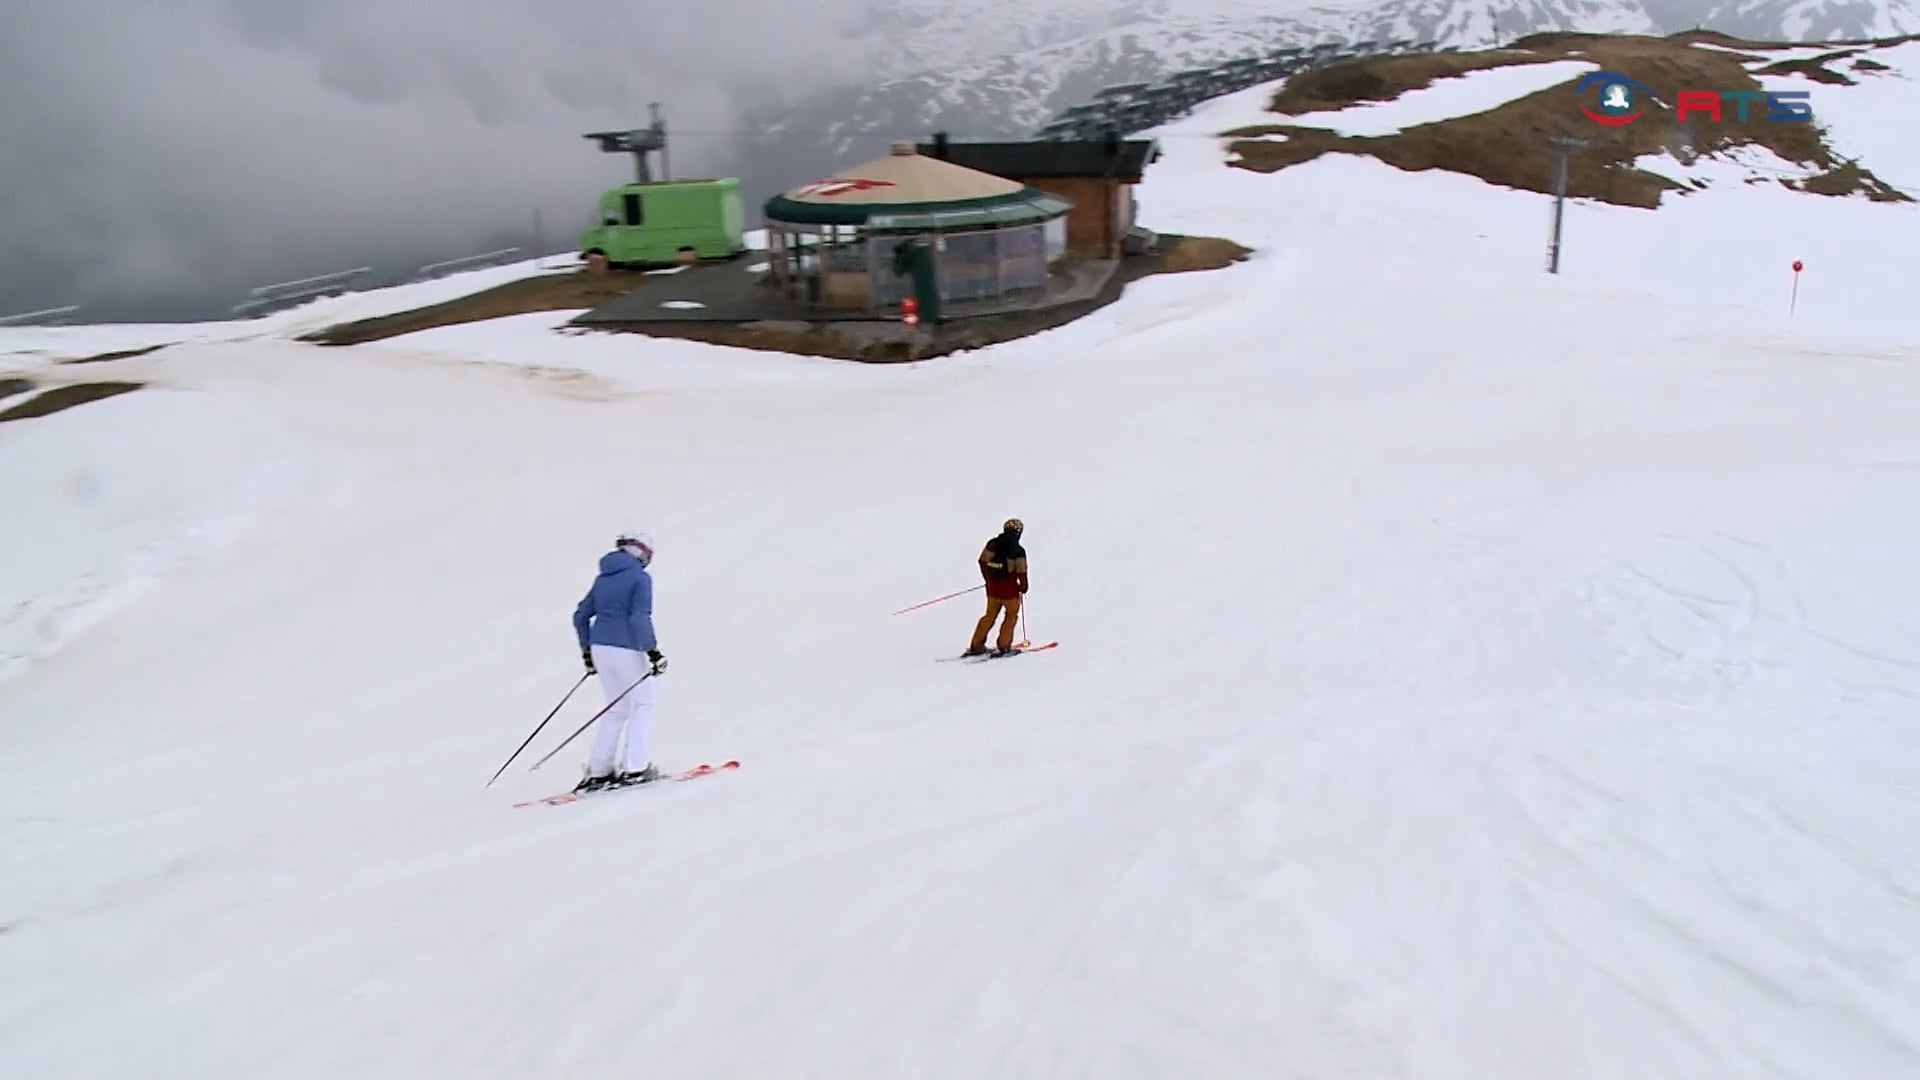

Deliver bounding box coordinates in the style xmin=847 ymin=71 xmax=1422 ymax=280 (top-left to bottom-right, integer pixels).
xmin=975 ymin=710 xmax=1315 ymax=1079
xmin=484 ymin=664 xmax=1335 ymax=1078
xmin=1444 ymin=524 xmax=1920 ymax=1078
xmin=1488 ymin=736 xmax=1920 ymax=1077
xmin=1587 ymin=528 xmax=1920 ymax=705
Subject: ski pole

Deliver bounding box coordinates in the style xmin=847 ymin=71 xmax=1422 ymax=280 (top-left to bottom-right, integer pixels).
xmin=527 ymin=669 xmax=655 ymax=772
xmin=485 ymin=672 xmax=589 ymax=787
xmin=892 ymin=584 xmax=981 ymax=615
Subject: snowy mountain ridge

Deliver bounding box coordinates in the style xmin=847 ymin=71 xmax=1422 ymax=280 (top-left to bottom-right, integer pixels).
xmin=733 ymin=0 xmax=1920 ymax=197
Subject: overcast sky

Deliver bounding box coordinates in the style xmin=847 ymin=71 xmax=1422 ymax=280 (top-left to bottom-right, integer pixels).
xmin=0 ymin=0 xmax=877 ymax=320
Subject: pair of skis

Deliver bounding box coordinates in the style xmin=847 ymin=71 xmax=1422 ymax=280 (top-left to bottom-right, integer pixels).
xmin=514 ymin=759 xmax=739 ymax=808
xmin=514 ymin=638 xmax=1056 ymax=808
xmin=938 ymin=639 xmax=1058 ymax=663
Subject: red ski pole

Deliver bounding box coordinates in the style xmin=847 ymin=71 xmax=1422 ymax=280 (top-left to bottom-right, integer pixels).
xmin=892 ymin=584 xmax=981 ymax=615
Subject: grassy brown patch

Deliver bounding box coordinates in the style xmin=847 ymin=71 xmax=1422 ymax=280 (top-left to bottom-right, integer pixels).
xmin=1853 ymin=56 xmax=1891 ymax=72
xmin=1809 ymin=31 xmax=1920 ymax=47
xmin=1754 ymin=51 xmax=1859 ymax=84
xmin=1152 ymin=235 xmax=1254 ymax=273
xmin=64 ymin=343 xmax=169 ymax=364
xmin=302 ymin=267 xmax=653 ymax=346
xmin=1265 ymin=48 xmax=1559 ymax=115
xmin=1226 ymin=31 xmax=1913 ymax=208
xmin=0 ymin=380 xmax=144 ymax=423
xmin=0 ymin=376 xmax=34 ymax=402
xmin=1795 ymin=160 xmax=1911 ymax=201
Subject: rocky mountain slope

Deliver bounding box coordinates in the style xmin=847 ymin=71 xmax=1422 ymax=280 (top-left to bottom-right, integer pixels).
xmin=724 ymin=0 xmax=1920 ymax=203
xmin=1222 ymin=32 xmax=1915 ymax=205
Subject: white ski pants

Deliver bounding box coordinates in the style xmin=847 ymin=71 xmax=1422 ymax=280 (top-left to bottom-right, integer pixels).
xmin=587 ymin=644 xmax=656 ymax=777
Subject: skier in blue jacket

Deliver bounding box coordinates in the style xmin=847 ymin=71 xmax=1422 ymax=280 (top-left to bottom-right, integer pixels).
xmin=571 ymin=528 xmax=668 ymax=790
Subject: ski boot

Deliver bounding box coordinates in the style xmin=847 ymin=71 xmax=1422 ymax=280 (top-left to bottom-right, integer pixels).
xmin=612 ymin=763 xmax=662 ymax=787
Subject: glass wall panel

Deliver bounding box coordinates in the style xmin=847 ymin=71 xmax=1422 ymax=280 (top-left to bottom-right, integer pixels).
xmin=998 ymin=223 xmax=1047 ymax=293
xmin=771 ymin=211 xmax=1071 ymax=312
xmin=937 ymin=231 xmax=1000 ymax=304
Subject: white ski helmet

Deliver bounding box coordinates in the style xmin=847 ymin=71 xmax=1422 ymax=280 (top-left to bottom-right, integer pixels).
xmin=615 ymin=528 xmax=654 ymax=565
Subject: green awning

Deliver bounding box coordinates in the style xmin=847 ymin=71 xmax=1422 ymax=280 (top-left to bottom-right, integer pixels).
xmin=764 ymin=187 xmax=1070 ymax=228
xmin=866 ymin=193 xmax=1072 ymax=231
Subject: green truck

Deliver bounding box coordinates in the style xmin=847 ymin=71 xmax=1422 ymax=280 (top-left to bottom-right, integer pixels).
xmin=579 ymin=177 xmax=747 ymax=267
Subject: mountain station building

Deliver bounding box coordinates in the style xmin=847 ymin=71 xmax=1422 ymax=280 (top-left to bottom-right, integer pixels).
xmin=916 ymin=131 xmax=1161 ymax=259
xmin=760 ymin=141 xmax=1074 ymax=318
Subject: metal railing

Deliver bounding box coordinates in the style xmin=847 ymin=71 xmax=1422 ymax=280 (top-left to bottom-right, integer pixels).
xmin=231 ymin=267 xmax=373 ymax=318
xmin=1031 ymin=37 xmax=1443 ymax=140
xmin=412 ymin=247 xmax=522 ymax=282
xmin=0 ymin=305 xmax=81 ymax=327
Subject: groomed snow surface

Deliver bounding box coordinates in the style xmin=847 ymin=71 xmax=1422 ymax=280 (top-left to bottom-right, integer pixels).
xmin=5 ymin=46 xmax=1920 ymax=1080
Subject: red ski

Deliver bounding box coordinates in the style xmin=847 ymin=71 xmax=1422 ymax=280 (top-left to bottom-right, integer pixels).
xmin=514 ymin=760 xmax=739 ymax=808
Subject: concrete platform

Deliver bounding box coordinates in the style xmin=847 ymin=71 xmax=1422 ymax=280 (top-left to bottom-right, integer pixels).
xmin=570 ymin=254 xmax=1119 ymax=327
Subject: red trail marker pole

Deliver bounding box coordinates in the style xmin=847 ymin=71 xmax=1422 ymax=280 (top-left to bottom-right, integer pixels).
xmin=1790 ymin=259 xmax=1803 ymax=315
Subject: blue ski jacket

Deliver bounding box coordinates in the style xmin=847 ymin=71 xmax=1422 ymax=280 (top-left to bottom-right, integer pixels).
xmin=573 ymin=550 xmax=657 ymax=652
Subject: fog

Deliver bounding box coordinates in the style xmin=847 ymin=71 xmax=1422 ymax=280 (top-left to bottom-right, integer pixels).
xmin=0 ymin=0 xmax=877 ymax=321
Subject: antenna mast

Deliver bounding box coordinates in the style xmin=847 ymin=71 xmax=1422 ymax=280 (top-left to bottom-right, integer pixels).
xmin=583 ymin=103 xmax=670 ymax=183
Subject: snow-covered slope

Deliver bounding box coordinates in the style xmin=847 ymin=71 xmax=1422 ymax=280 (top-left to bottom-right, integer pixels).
xmin=0 ymin=257 xmax=575 ymax=362
xmin=5 ymin=51 xmax=1920 ymax=1079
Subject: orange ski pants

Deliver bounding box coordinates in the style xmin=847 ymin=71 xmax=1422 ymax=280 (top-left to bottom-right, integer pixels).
xmin=970 ymin=594 xmax=1022 ymax=652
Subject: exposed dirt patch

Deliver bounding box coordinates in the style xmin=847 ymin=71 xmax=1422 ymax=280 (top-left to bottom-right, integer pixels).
xmin=302 ymin=268 xmax=655 ymax=346
xmin=64 ymin=343 xmax=169 ymax=365
xmin=1267 ymin=48 xmax=1568 ymax=114
xmin=1796 ymin=159 xmax=1909 ymax=199
xmin=573 ymin=234 xmax=1253 ymax=363
xmin=1225 ymin=31 xmax=1913 ymax=209
xmin=1593 ymin=29 xmax=1916 ymax=50
xmin=0 ymin=376 xmax=34 ymax=402
xmin=1148 ymin=234 xmax=1254 ymax=273
xmin=1756 ymin=51 xmax=1860 ymax=84
xmin=1853 ymin=56 xmax=1892 ymax=72
xmin=0 ymin=380 xmax=144 ymax=423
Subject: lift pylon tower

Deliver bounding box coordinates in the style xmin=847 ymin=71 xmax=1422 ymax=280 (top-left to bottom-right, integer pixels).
xmin=583 ymin=103 xmax=670 ymax=183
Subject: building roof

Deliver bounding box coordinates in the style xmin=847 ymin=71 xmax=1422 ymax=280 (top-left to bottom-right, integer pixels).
xmin=915 ymin=135 xmax=1160 ymax=181
xmin=764 ymin=141 xmax=1072 ymax=227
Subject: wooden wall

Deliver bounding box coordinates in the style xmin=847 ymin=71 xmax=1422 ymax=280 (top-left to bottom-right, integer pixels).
xmin=1026 ymin=176 xmax=1117 ymax=256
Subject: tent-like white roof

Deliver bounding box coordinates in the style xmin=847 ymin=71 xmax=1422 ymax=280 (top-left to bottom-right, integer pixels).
xmin=777 ymin=141 xmax=1025 ymax=206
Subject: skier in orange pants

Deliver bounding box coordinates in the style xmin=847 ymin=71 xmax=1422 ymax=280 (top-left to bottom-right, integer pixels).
xmin=965 ymin=518 xmax=1027 ymax=656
